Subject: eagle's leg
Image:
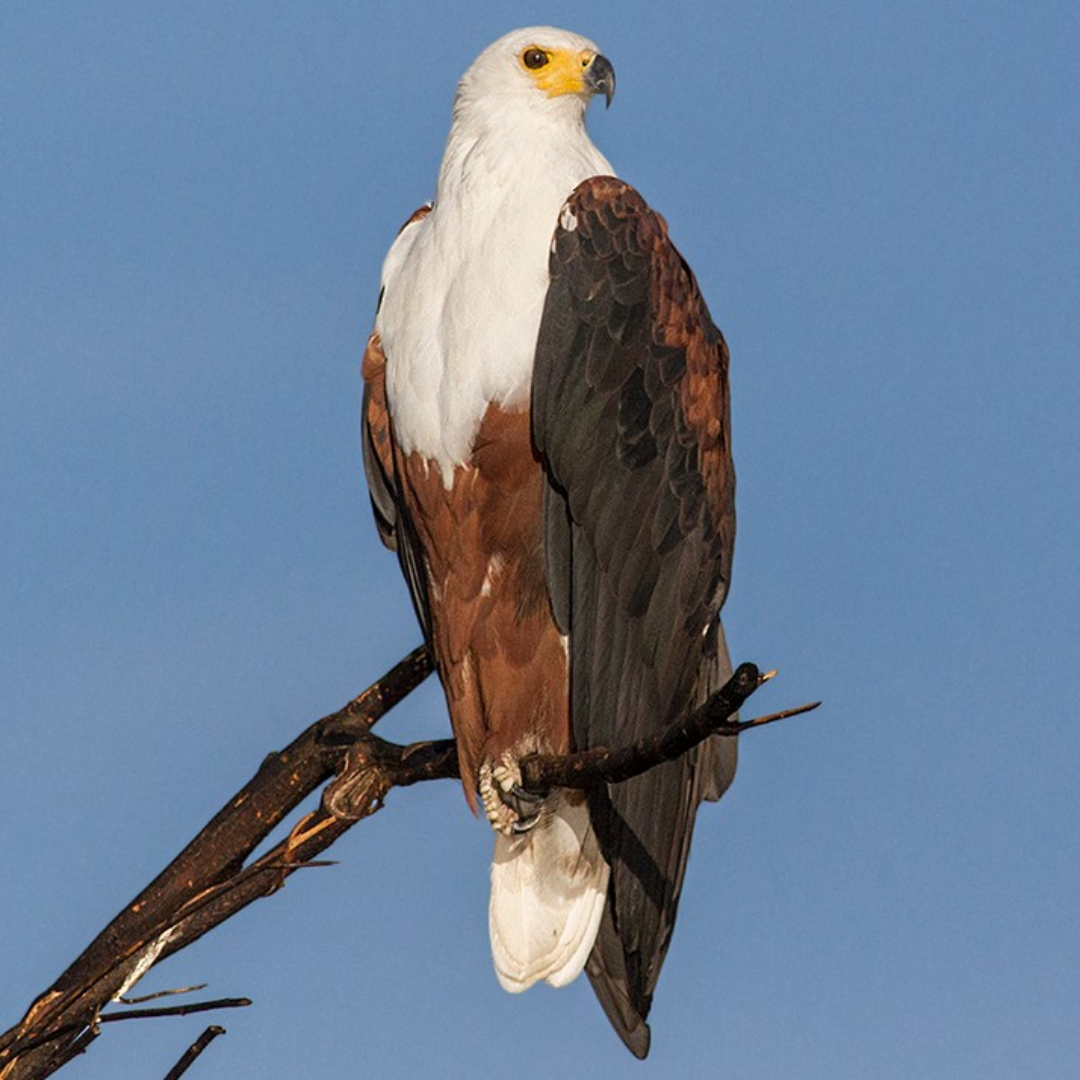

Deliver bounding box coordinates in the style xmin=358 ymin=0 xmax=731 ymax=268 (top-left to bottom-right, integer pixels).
xmin=479 ymin=756 xmax=542 ymax=835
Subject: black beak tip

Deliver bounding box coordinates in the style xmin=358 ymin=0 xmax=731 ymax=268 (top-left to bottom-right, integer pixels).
xmin=588 ymin=53 xmax=616 ymax=108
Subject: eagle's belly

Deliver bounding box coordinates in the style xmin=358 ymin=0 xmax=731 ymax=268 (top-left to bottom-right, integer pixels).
xmin=397 ymin=403 xmax=570 ymax=808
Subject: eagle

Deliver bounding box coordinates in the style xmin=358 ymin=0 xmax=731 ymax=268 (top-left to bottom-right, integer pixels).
xmin=361 ymin=26 xmax=736 ymax=1058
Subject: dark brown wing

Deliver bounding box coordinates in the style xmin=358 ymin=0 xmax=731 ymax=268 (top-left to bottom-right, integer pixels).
xmin=532 ymin=176 xmax=737 ymax=1057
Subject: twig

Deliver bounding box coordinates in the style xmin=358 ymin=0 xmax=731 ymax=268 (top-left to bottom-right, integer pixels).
xmin=119 ymin=985 xmax=207 ymax=1005
xmin=4 ymin=1000 xmax=248 ymax=1061
xmin=100 ymin=999 xmax=250 ymax=1024
xmin=732 ymin=701 xmax=821 ymax=731
xmin=162 ymin=1026 xmax=225 ymax=1080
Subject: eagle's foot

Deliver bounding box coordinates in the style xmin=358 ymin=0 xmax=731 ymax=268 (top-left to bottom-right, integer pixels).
xmin=479 ymin=757 xmax=541 ymax=836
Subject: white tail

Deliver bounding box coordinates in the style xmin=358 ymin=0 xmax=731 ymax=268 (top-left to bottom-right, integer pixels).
xmin=489 ymin=791 xmax=609 ymax=991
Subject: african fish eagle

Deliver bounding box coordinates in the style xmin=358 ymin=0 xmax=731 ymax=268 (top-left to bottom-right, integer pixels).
xmin=361 ymin=26 xmax=736 ymax=1058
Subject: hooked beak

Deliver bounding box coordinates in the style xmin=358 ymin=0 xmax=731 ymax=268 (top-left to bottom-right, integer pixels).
xmin=585 ymin=53 xmax=616 ymax=108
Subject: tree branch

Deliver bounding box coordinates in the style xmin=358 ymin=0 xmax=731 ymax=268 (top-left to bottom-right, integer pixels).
xmin=99 ymin=1000 xmax=251 ymax=1025
xmin=0 ymin=647 xmax=817 ymax=1078
xmin=161 ymin=1026 xmax=226 ymax=1080
xmin=521 ymin=661 xmax=764 ymax=791
xmin=0 ymin=646 xmax=434 ymax=1080
xmin=322 ymin=662 xmax=821 ymax=819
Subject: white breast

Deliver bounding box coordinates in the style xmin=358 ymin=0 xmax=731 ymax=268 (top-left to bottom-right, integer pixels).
xmin=376 ymin=110 xmax=613 ymax=484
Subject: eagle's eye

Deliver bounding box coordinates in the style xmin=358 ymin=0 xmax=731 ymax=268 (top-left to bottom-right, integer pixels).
xmin=522 ymin=47 xmax=550 ymax=70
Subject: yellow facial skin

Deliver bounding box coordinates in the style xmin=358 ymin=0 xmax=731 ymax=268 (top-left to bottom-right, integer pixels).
xmin=520 ymin=45 xmax=599 ymax=98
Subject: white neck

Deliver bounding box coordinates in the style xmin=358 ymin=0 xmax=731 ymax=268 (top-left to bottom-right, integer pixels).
xmin=377 ymin=94 xmax=614 ymax=482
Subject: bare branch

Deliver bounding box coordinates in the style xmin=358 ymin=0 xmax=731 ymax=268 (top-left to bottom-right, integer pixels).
xmin=161 ymin=1026 xmax=226 ymax=1080
xmin=0 ymin=646 xmax=818 ymax=1079
xmin=5 ymin=998 xmax=247 ymax=1064
xmin=0 ymin=646 xmax=433 ymax=1080
xmin=99 ymin=1000 xmax=251 ymax=1024
xmin=322 ymin=662 xmax=822 ymax=816
xmin=118 ymin=986 xmax=207 ymax=1006
xmin=521 ymin=662 xmax=763 ymax=791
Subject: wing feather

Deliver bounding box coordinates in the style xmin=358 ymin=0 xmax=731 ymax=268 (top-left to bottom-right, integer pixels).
xmin=360 ymin=206 xmax=436 ymax=640
xmin=361 ymin=329 xmax=433 ymax=641
xmin=533 ymin=176 xmax=737 ymax=1055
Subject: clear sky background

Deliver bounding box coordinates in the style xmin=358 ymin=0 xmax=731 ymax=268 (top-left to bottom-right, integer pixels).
xmin=3 ymin=2 xmax=1078 ymax=1077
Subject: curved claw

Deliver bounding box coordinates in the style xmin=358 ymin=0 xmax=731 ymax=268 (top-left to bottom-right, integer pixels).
xmin=509 ymin=783 xmax=543 ymax=805
xmin=502 ymin=784 xmax=542 ymax=832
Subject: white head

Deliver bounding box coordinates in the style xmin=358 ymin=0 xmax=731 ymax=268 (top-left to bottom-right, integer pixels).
xmin=452 ymin=26 xmax=615 ymax=128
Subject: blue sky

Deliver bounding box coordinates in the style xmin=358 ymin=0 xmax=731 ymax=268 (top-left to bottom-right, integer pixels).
xmin=2 ymin=2 xmax=1079 ymax=1077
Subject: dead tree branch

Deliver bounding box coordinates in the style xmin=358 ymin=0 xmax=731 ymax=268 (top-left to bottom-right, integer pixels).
xmin=161 ymin=1026 xmax=226 ymax=1080
xmin=324 ymin=662 xmax=821 ymax=819
xmin=0 ymin=646 xmax=434 ymax=1080
xmin=0 ymin=647 xmax=817 ymax=1079
xmin=98 ymin=1000 xmax=251 ymax=1025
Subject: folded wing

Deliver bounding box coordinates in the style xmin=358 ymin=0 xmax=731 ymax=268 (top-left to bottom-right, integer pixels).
xmin=532 ymin=176 xmax=738 ymax=1057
